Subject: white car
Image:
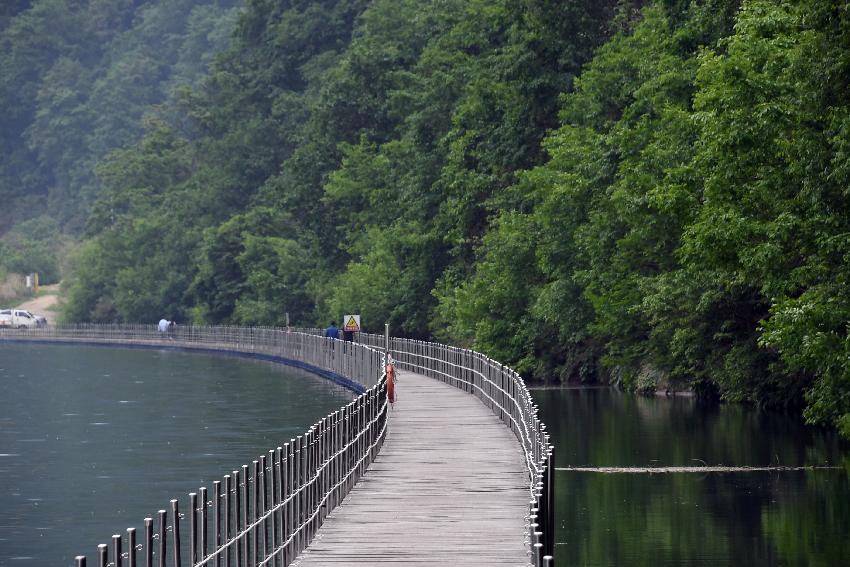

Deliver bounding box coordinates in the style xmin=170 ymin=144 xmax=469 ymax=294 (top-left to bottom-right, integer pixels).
xmin=0 ymin=309 xmax=45 ymax=328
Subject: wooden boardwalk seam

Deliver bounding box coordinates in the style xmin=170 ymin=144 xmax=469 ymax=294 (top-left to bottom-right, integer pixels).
xmin=292 ymin=369 xmax=531 ymax=566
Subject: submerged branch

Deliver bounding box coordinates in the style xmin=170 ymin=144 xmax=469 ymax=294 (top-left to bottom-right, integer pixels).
xmin=556 ymin=466 xmax=840 ymax=474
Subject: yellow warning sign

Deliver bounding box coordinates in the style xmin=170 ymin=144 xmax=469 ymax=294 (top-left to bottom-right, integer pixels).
xmin=343 ymin=314 xmax=361 ymax=332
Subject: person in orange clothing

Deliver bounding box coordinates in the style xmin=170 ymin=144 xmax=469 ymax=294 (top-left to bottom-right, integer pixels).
xmin=387 ymin=355 xmax=397 ymax=406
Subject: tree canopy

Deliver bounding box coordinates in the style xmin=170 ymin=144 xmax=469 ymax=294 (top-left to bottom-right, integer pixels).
xmin=5 ymin=0 xmax=850 ymax=437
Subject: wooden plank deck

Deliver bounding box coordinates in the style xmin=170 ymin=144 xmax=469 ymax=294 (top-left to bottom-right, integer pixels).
xmin=292 ymin=369 xmax=531 ymax=566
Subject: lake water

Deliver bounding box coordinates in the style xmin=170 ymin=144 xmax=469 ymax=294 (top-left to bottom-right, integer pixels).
xmin=532 ymin=387 xmax=850 ymax=566
xmin=0 ymin=343 xmax=354 ymax=567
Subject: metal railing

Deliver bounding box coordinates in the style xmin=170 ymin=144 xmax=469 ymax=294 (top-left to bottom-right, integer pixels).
xmin=1 ymin=324 xmax=375 ymax=389
xmin=354 ymin=332 xmax=555 ymax=567
xmin=0 ymin=325 xmax=387 ymax=567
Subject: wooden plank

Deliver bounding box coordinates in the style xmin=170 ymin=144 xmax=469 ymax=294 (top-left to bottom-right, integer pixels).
xmin=292 ymin=370 xmax=530 ymax=566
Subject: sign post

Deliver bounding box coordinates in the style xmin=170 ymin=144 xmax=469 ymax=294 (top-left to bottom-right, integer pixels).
xmin=342 ymin=315 xmax=360 ymax=345
xmin=343 ymin=315 xmax=361 ymax=333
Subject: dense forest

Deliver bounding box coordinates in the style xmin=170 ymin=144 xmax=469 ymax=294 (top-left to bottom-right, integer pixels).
xmin=0 ymin=0 xmax=241 ymax=282
xmin=2 ymin=0 xmax=850 ymax=439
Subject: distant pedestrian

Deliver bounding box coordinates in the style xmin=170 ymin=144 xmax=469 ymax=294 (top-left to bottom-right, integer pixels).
xmin=325 ymin=320 xmax=339 ymax=339
xmin=387 ymin=354 xmax=397 ymax=407
xmin=342 ymin=327 xmax=354 ymax=353
xmin=158 ymin=318 xmax=169 ymax=333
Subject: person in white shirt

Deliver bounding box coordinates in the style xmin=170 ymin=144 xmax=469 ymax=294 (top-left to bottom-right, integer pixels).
xmin=158 ymin=318 xmax=169 ymax=333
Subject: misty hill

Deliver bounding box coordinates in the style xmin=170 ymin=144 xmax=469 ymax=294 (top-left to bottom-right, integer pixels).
xmin=3 ymin=0 xmax=850 ymax=438
xmin=0 ymin=0 xmax=240 ymax=283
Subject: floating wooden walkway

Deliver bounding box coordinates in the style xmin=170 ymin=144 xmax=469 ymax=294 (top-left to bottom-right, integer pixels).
xmin=292 ymin=369 xmax=531 ymax=566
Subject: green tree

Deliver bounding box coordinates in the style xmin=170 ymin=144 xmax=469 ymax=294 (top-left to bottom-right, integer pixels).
xmin=689 ymin=0 xmax=850 ymax=432
xmin=0 ymin=215 xmax=63 ymax=283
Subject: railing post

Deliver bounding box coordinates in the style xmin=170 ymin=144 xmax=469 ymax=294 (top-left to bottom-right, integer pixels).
xmin=240 ymin=464 xmax=249 ymax=566
xmin=200 ymin=486 xmax=209 ymax=562
xmin=127 ymin=527 xmax=136 ymax=567
xmin=529 ymin=502 xmax=539 ymax=558
xmin=318 ymin=418 xmax=326 ymax=527
xmin=533 ymin=541 xmax=543 ymax=567
xmin=267 ymin=451 xmax=278 ymax=567
xmin=234 ymin=469 xmax=242 ymax=566
xmin=258 ymin=455 xmax=268 ymax=564
xmin=223 ymin=475 xmax=231 ymax=567
xmin=157 ymin=509 xmax=166 ymax=567
xmin=112 ymin=534 xmax=122 ymax=567
xmin=307 ymin=427 xmax=315 ymax=545
xmin=293 ymin=435 xmax=302 ymax=555
xmin=281 ymin=444 xmax=289 ymax=566
xmin=346 ymin=405 xmax=352 ymax=498
xmin=304 ymin=430 xmax=312 ymax=549
xmin=144 ymin=517 xmax=153 ymax=567
xmin=310 ymin=426 xmax=317 ymax=543
xmin=252 ymin=459 xmax=260 ymax=566
xmin=547 ymin=447 xmax=555 ymax=559
xmin=190 ymin=493 xmax=198 ymax=566
xmin=282 ymin=443 xmax=292 ymax=566
xmin=213 ymin=481 xmax=222 ymax=567
xmin=170 ymin=499 xmax=181 ymax=567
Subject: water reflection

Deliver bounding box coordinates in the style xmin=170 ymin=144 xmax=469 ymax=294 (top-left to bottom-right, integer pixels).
xmin=532 ymin=387 xmax=850 ymax=566
xmin=0 ymin=344 xmax=354 ymax=566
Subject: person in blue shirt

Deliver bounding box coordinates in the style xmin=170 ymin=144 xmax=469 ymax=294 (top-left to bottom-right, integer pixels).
xmin=324 ymin=321 xmax=339 ymax=339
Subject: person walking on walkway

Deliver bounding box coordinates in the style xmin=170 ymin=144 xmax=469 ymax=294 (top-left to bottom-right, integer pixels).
xmin=324 ymin=320 xmax=339 ymax=359
xmin=324 ymin=320 xmax=339 ymax=339
xmin=387 ymin=354 xmax=397 ymax=407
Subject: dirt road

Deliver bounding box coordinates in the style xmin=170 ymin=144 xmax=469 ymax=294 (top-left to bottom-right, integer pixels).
xmin=15 ymin=284 xmax=61 ymax=317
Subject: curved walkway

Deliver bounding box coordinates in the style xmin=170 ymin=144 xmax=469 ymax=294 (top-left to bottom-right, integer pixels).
xmin=292 ymin=368 xmax=530 ymax=567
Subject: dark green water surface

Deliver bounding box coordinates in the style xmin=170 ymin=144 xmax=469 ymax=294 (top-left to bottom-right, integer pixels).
xmin=0 ymin=343 xmax=354 ymax=566
xmin=532 ymin=387 xmax=850 ymax=566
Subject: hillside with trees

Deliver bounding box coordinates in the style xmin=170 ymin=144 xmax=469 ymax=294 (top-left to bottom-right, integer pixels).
xmin=0 ymin=0 xmax=241 ymax=283
xmin=4 ymin=0 xmax=850 ymax=439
